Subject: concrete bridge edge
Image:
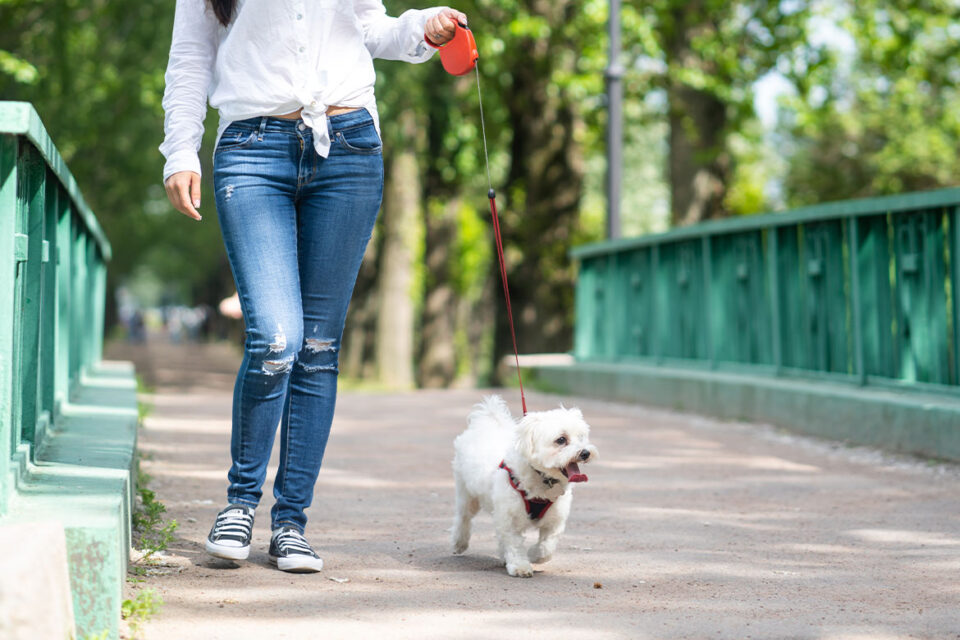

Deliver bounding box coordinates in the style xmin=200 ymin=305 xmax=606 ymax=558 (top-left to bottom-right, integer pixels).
xmin=0 ymin=359 xmax=137 ymax=639
xmin=523 ymin=360 xmax=960 ymax=463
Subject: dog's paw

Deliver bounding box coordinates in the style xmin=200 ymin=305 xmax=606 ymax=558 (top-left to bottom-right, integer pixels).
xmin=506 ymin=562 xmax=534 ymax=578
xmin=452 ymin=539 xmax=468 ymax=555
xmin=528 ymin=546 xmax=552 ymax=564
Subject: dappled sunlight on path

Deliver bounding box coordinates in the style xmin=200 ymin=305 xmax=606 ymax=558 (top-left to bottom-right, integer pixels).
xmin=106 ymin=340 xmax=960 ymax=640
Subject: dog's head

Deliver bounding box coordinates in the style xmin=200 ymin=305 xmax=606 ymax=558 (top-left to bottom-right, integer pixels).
xmin=515 ymin=406 xmax=597 ymax=483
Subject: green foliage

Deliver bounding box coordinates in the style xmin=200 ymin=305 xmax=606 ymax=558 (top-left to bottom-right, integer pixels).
xmin=629 ymin=0 xmax=814 ymax=220
xmin=781 ymin=0 xmax=960 ymax=205
xmin=132 ymin=485 xmax=179 ymax=561
xmin=121 ymin=589 xmax=162 ymax=639
xmin=136 ymin=376 xmax=154 ymax=424
xmin=0 ymin=0 xmax=229 ymax=305
xmin=0 ymin=49 xmax=37 ymax=83
xmin=132 ymin=455 xmax=178 ymax=562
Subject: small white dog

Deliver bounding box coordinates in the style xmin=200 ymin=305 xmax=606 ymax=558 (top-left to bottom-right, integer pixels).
xmin=451 ymin=395 xmax=597 ymax=577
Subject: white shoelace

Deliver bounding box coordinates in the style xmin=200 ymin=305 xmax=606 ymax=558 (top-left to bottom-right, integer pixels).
xmin=212 ymin=507 xmax=253 ymax=541
xmin=274 ymin=529 xmax=317 ymax=557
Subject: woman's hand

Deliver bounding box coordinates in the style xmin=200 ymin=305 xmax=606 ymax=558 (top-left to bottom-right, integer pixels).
xmin=164 ymin=171 xmax=203 ymax=221
xmin=425 ymin=8 xmax=468 ymax=46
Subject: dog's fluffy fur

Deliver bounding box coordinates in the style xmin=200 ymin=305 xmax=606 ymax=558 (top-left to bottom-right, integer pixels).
xmin=451 ymin=395 xmax=597 ymax=577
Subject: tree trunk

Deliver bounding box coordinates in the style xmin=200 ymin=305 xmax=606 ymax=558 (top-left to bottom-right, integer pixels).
xmin=418 ymin=197 xmax=459 ymax=388
xmin=492 ymin=0 xmax=584 ymax=380
xmin=375 ymin=110 xmax=420 ymax=389
xmin=663 ymin=4 xmax=731 ymax=226
xmin=667 ymin=84 xmax=729 ymax=226
xmin=417 ymin=62 xmax=464 ymax=388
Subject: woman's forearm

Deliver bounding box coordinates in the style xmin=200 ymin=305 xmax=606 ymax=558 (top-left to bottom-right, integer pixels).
xmin=159 ymin=0 xmax=219 ymax=182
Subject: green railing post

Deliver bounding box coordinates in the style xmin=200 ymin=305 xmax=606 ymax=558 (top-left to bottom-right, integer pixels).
xmin=701 ymin=235 xmax=715 ymax=367
xmin=953 ymin=207 xmax=960 ymax=385
xmin=767 ymin=226 xmax=782 ymax=373
xmin=848 ymin=217 xmax=866 ymax=384
xmin=0 ymin=134 xmax=16 ymax=514
xmin=650 ymin=244 xmax=660 ymax=362
xmin=571 ymin=186 xmax=960 ymax=396
xmin=54 ymin=192 xmax=71 ymax=414
xmin=0 ymin=101 xmax=131 ymax=638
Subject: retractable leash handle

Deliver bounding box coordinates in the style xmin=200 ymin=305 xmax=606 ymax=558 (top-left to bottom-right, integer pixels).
xmin=425 ymin=21 xmax=479 ymax=76
xmin=428 ymin=22 xmax=528 ymax=416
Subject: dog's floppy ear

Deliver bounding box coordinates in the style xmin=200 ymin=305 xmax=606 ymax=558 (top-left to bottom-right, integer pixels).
xmin=515 ymin=414 xmax=539 ymax=460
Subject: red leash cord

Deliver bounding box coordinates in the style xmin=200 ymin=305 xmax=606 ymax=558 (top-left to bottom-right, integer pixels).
xmin=487 ymin=189 xmax=528 ymax=416
xmin=430 ymin=24 xmax=528 ymax=415
xmin=474 ymin=56 xmax=527 ymax=415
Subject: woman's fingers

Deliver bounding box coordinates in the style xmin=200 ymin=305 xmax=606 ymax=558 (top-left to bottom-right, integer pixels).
xmin=164 ymin=171 xmax=202 ymax=221
xmin=190 ymin=173 xmax=202 ymax=212
xmin=445 ymin=8 xmax=468 ymax=27
xmin=426 ymin=9 xmax=468 ymax=45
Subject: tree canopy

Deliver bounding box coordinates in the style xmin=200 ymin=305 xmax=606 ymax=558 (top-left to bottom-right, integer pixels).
xmin=2 ymin=0 xmax=955 ymax=384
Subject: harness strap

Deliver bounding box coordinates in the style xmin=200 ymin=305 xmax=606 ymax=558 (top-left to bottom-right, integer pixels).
xmin=499 ymin=460 xmax=553 ymax=521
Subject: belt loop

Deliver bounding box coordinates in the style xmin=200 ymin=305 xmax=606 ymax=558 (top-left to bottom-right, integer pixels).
xmin=258 ymin=116 xmax=268 ymax=141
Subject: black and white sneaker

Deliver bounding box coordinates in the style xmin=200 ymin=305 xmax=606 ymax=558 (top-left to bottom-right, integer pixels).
xmin=205 ymin=503 xmax=255 ymax=561
xmin=269 ymin=527 xmax=324 ymax=573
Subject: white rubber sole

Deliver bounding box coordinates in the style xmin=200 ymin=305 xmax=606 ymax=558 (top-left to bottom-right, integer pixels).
xmin=205 ymin=538 xmax=250 ymax=561
xmin=269 ymin=554 xmax=323 ymax=573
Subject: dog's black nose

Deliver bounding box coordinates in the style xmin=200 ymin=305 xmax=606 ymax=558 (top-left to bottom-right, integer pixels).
xmin=579 ymin=449 xmax=590 ymax=461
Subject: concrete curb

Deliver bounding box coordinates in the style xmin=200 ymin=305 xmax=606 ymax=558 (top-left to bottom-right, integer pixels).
xmin=2 ymin=360 xmax=138 ymax=638
xmin=524 ymin=360 xmax=960 ymax=461
xmin=0 ymin=521 xmax=75 ymax=640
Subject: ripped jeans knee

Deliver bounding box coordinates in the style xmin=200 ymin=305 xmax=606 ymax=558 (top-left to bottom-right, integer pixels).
xmin=297 ymin=336 xmax=340 ymax=373
xmin=262 ymin=353 xmax=296 ymax=375
xmin=248 ymin=322 xmax=300 ymax=376
xmin=248 ymin=324 xmax=340 ymax=376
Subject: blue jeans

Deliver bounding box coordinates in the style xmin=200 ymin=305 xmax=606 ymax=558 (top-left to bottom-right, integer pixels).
xmin=213 ymin=109 xmax=383 ymax=532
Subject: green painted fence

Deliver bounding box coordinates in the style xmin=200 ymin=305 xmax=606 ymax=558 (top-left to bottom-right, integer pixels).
xmin=0 ymin=102 xmax=111 ymax=498
xmin=572 ymin=188 xmax=960 ymax=393
xmin=0 ymin=101 xmax=137 ymax=638
xmin=517 ymin=189 xmax=960 ymax=460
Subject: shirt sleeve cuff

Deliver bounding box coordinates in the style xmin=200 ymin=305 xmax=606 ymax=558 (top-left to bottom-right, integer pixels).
xmin=409 ymin=7 xmax=446 ymax=61
xmin=162 ymin=149 xmax=202 ymax=183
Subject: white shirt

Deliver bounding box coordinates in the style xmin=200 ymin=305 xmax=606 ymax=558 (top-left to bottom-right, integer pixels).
xmin=159 ymin=0 xmax=444 ymax=181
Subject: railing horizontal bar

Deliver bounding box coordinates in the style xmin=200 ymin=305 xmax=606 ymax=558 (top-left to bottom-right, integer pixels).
xmin=0 ymin=102 xmax=111 ymax=261
xmin=571 ymin=187 xmax=960 ymax=260
xmin=574 ymin=353 xmax=960 ymax=397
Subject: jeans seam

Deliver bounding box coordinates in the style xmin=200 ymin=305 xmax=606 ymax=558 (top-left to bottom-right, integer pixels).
xmin=273 ymin=520 xmax=303 ymax=533
xmin=234 ymin=304 xmax=250 ymax=507
xmin=335 ymin=131 xmax=382 ymax=155
xmin=277 ymin=383 xmax=295 ymax=524
xmin=331 ymin=117 xmax=375 ymax=135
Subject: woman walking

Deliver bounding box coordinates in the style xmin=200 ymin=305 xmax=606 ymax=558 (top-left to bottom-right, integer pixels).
xmin=160 ymin=0 xmax=465 ymax=573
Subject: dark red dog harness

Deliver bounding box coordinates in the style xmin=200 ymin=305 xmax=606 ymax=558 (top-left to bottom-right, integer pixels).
xmin=499 ymin=461 xmax=553 ymax=520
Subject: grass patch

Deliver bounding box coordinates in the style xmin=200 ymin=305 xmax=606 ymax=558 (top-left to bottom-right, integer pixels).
xmin=131 ymin=452 xmax=179 ymax=565
xmin=135 ymin=375 xmax=154 ymax=424
xmin=122 ymin=589 xmax=162 ymax=639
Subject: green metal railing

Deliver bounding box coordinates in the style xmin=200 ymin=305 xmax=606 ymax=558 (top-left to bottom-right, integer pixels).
xmin=572 ymin=188 xmax=960 ymax=394
xmin=0 ymin=101 xmax=111 ymax=514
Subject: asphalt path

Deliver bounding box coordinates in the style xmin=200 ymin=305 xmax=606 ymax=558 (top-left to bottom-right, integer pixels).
xmin=110 ymin=341 xmax=960 ymax=640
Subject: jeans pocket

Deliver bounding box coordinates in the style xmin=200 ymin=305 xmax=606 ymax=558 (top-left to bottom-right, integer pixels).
xmin=335 ymin=124 xmax=382 ymax=155
xmin=215 ymin=127 xmax=259 ymax=154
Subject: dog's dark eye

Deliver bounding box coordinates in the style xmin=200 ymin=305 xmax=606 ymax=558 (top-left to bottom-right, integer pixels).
xmin=555 ymin=436 xmax=567 ymax=446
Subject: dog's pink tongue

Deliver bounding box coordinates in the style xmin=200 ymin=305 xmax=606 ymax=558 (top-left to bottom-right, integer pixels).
xmin=565 ymin=462 xmax=588 ymax=483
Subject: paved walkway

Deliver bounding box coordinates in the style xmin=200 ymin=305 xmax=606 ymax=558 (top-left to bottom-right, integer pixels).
xmin=109 ymin=341 xmax=960 ymax=640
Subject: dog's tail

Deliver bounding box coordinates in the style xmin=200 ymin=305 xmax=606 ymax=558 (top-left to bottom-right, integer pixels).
xmin=467 ymin=395 xmax=514 ymax=430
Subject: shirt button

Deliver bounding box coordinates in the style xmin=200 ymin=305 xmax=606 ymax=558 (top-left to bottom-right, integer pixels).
xmin=298 ymin=46 xmax=305 ymax=53
xmin=296 ymin=13 xmax=303 ymax=19
xmin=310 ymin=100 xmax=317 ymax=108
